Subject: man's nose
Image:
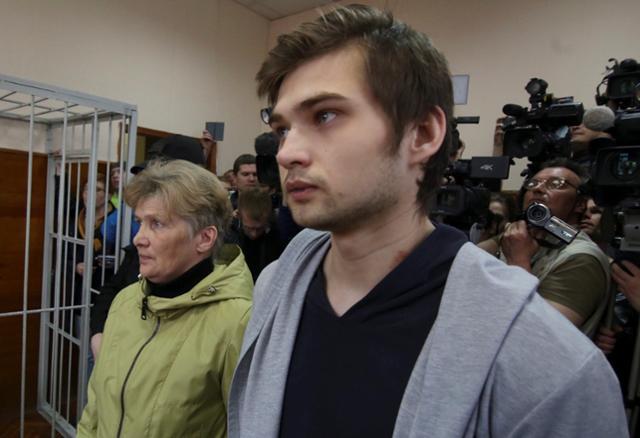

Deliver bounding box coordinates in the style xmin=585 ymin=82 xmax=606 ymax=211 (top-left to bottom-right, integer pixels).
xmin=276 ymin=129 xmax=311 ymax=169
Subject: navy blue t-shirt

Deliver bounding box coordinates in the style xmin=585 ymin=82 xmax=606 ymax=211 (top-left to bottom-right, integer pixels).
xmin=279 ymin=224 xmax=468 ymax=438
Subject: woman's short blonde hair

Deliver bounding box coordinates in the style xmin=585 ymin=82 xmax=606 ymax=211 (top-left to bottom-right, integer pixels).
xmin=124 ymin=159 xmax=232 ymax=256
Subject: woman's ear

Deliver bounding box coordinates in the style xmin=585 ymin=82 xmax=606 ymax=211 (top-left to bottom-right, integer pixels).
xmin=196 ymin=225 xmax=218 ymax=254
xmin=408 ymin=106 xmax=447 ymax=166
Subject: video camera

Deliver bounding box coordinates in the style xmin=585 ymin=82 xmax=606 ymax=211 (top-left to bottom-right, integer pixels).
xmin=590 ymin=58 xmax=640 ymax=252
xmin=502 ymin=78 xmax=584 ymax=176
xmin=433 ymin=116 xmax=511 ymax=230
xmin=254 ymin=131 xmax=283 ymax=209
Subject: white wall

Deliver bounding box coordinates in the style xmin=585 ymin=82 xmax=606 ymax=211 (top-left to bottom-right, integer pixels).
xmin=268 ymin=0 xmax=640 ymax=189
xmin=0 ymin=0 xmax=269 ymax=171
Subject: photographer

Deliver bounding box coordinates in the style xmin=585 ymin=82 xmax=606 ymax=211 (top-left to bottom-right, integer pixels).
xmin=570 ymin=105 xmax=616 ymax=169
xmin=480 ymin=158 xmax=610 ymax=337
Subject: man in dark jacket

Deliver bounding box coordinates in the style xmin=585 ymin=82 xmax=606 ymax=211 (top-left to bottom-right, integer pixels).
xmin=225 ymin=187 xmax=284 ymax=281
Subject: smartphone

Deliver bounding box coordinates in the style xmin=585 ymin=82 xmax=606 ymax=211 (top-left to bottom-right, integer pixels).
xmin=205 ymin=122 xmax=224 ymax=141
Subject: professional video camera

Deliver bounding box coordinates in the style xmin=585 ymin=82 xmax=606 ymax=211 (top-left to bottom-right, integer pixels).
xmin=433 ymin=116 xmax=510 ymax=231
xmin=254 ymin=131 xmax=283 ymax=209
xmin=433 ymin=155 xmax=510 ymax=230
xmin=502 ymin=78 xmax=584 ymax=176
xmin=590 ymin=58 xmax=640 ymax=252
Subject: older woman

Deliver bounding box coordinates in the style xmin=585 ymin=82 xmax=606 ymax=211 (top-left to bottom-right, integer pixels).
xmin=77 ymin=160 xmax=253 ymax=437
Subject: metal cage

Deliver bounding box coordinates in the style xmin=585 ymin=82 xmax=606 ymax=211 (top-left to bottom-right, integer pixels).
xmin=0 ymin=73 xmax=137 ymax=437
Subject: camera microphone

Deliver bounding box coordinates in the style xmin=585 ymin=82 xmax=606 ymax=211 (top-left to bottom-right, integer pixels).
xmin=582 ymin=106 xmax=616 ymax=132
xmin=502 ymin=104 xmax=527 ymax=118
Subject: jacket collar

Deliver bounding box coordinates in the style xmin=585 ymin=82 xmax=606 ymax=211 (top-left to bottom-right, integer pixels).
xmin=137 ymin=244 xmax=253 ymax=319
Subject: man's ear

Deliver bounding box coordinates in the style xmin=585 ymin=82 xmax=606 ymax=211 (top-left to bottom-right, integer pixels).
xmin=196 ymin=225 xmax=218 ymax=254
xmin=408 ymin=106 xmax=447 ymax=166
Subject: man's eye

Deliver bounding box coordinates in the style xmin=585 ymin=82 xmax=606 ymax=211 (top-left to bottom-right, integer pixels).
xmin=273 ymin=126 xmax=289 ymax=139
xmin=316 ymin=111 xmax=336 ymax=124
xmin=151 ymin=220 xmax=163 ymax=229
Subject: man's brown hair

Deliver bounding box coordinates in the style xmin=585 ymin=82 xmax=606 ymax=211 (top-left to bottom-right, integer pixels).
xmin=256 ymin=4 xmax=453 ymax=213
xmin=238 ymin=187 xmax=272 ymax=222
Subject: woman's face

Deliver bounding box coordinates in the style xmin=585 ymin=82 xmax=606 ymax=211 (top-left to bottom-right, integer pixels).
xmin=580 ymin=199 xmax=603 ymax=236
xmin=83 ymin=180 xmax=106 ymax=210
xmin=133 ymin=195 xmax=209 ymax=284
xmin=110 ymin=167 xmax=121 ymax=190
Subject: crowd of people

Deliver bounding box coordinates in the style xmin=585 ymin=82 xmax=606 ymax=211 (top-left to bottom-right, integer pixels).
xmin=63 ymin=4 xmax=640 ymax=438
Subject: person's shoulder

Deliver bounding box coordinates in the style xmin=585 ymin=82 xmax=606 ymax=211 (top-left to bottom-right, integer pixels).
xmin=497 ymin=291 xmax=617 ymax=398
xmin=489 ymin=294 xmax=625 ymax=435
xmin=200 ymin=296 xmax=252 ymax=336
xmin=450 ymin=242 xmax=539 ymax=296
xmin=109 ymin=281 xmax=140 ymax=310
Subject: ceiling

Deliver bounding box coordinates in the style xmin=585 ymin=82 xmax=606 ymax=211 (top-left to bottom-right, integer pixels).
xmin=233 ymin=0 xmax=339 ymax=20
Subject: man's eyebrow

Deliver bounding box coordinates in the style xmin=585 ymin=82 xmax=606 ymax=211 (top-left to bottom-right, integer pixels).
xmin=269 ymin=92 xmax=348 ymax=125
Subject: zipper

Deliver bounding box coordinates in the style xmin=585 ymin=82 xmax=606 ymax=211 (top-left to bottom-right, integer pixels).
xmin=141 ymin=296 xmax=149 ymax=320
xmin=116 ymin=316 xmax=160 ymax=438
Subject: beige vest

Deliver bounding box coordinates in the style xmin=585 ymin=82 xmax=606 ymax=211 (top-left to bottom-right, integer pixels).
xmin=504 ymin=232 xmax=610 ymax=338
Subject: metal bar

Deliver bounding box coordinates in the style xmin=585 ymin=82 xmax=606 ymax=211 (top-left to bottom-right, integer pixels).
xmin=18 ymin=94 xmax=36 ymax=438
xmin=58 ymin=119 xmax=72 ymax=424
xmin=0 ymin=96 xmax=49 ymax=114
xmin=52 ymin=233 xmax=88 ymax=247
xmin=0 ymin=90 xmax=17 ymax=100
xmin=100 ymin=122 xmax=108 ymax=285
xmin=103 ymin=117 xmax=114 ymax=279
xmin=0 ymin=73 xmax=137 ymax=115
xmin=123 ymin=111 xmax=138 ymax=248
xmin=81 ymin=121 xmax=86 ymax=154
xmin=46 ymin=110 xmax=117 ymax=127
xmin=0 ymin=97 xmax=76 ymax=117
xmin=33 ymin=102 xmax=80 ymax=117
xmin=0 ymin=304 xmax=94 ymax=318
xmin=45 ymin=321 xmax=81 ymax=346
xmin=0 ymin=111 xmax=52 ymax=124
xmin=109 ymin=116 xmax=124 ymax=269
xmin=38 ymin=402 xmax=76 ymax=438
xmin=37 ymin=125 xmax=56 ymax=415
xmin=77 ymin=109 xmax=100 ymax=412
xmin=48 ymin=104 xmax=70 ymax=438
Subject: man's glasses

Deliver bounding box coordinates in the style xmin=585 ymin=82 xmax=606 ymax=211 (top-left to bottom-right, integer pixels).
xmin=523 ymin=177 xmax=578 ymax=191
xmin=260 ymin=107 xmax=271 ymax=125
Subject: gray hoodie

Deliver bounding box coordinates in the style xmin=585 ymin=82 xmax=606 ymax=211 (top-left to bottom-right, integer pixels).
xmin=229 ymin=229 xmax=628 ymax=437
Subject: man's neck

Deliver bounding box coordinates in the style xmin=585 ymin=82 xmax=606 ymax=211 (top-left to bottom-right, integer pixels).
xmin=323 ymin=207 xmax=434 ymax=316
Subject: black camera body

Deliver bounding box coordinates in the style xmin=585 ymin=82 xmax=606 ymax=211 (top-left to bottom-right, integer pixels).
xmin=502 ymin=78 xmax=583 ymax=174
xmin=590 ymin=58 xmax=640 ymax=252
xmin=433 ymin=156 xmax=510 ymax=230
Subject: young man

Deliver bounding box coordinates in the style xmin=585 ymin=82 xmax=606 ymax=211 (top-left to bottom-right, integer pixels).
xmin=230 ymin=154 xmax=258 ymax=209
xmin=226 ymin=187 xmax=284 ymax=281
xmin=228 ymin=5 xmax=627 ymax=438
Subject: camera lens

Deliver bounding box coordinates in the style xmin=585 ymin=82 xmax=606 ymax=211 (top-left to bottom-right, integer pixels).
xmin=612 ymin=152 xmax=640 ymax=182
xmin=526 ymin=203 xmax=549 ymax=225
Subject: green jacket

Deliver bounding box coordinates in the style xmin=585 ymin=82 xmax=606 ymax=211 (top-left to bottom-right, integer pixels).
xmin=78 ymin=245 xmax=253 ymax=438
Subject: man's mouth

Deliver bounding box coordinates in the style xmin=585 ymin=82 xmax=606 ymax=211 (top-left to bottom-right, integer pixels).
xmin=285 ymin=179 xmax=318 ymax=201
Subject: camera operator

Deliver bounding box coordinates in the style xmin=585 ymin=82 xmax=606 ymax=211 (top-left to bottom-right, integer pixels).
xmin=479 ymin=158 xmax=611 ymax=337
xmin=570 ymin=105 xmax=616 ymax=169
